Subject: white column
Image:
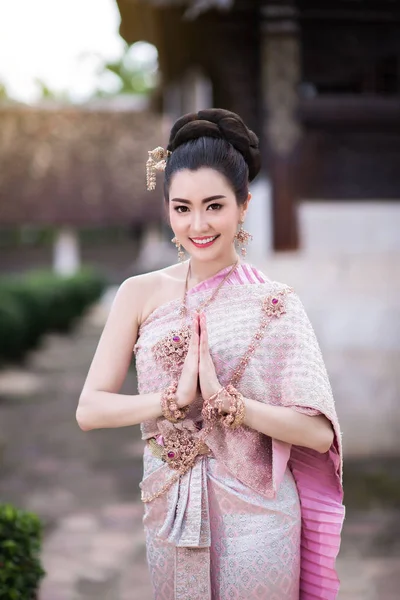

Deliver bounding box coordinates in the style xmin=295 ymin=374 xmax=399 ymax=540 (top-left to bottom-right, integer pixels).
xmin=182 ymin=67 xmax=213 ymax=113
xmin=246 ymin=175 xmax=273 ymax=264
xmin=53 ymin=227 xmax=80 ymax=276
xmin=135 ymin=224 xmax=176 ymax=270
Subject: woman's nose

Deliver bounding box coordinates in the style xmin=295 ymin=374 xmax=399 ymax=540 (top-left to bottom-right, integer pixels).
xmin=191 ymin=211 xmax=209 ymax=233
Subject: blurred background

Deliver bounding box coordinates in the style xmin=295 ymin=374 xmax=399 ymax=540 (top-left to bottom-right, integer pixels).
xmin=0 ymin=0 xmax=399 ymax=599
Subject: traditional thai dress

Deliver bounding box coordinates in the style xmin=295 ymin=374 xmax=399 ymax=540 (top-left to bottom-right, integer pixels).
xmin=134 ymin=263 xmax=344 ymax=600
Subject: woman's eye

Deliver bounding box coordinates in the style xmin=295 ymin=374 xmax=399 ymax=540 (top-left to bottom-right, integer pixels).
xmin=174 ymin=203 xmax=222 ymax=213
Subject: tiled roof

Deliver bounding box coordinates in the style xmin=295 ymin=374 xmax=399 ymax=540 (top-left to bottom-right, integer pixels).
xmin=0 ymin=104 xmax=166 ymax=226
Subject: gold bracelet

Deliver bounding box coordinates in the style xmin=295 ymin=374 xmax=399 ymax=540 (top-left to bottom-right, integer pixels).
xmin=201 ymin=387 xmax=224 ymax=423
xmin=160 ymin=382 xmax=189 ymax=423
xmin=220 ymin=385 xmax=246 ymax=429
xmin=203 ymin=385 xmax=245 ymax=429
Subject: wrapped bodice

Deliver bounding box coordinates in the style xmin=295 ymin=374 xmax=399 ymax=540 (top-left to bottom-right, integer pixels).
xmin=134 ymin=279 xmax=287 ymax=438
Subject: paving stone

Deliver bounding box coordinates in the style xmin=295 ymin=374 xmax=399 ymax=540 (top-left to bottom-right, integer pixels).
xmin=39 ymin=580 xmax=75 ymax=600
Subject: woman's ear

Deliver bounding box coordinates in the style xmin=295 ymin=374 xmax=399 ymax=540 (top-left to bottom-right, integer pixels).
xmin=241 ymin=192 xmax=252 ymax=220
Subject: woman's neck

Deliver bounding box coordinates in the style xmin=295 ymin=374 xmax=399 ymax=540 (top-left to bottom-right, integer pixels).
xmin=187 ymin=250 xmax=240 ymax=287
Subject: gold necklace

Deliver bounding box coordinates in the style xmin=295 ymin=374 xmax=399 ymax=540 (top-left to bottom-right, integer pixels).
xmin=179 ymin=259 xmax=239 ymax=317
xmin=152 ymin=259 xmax=239 ymax=374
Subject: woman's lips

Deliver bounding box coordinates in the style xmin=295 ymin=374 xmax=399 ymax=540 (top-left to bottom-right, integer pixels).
xmin=189 ymin=235 xmax=220 ymax=249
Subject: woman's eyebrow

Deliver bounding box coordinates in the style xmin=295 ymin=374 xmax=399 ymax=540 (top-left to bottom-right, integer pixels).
xmin=170 ymin=195 xmax=226 ymax=205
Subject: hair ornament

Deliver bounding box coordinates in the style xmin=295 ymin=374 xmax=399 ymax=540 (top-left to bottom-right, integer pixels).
xmin=146 ymin=146 xmax=171 ymax=191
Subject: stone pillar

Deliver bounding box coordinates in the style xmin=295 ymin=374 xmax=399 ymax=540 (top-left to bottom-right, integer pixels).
xmin=53 ymin=227 xmax=80 ymax=276
xmin=182 ymin=67 xmax=213 ymax=113
xmin=261 ymin=3 xmax=302 ymax=250
xmin=164 ymin=68 xmax=213 ymax=124
xmin=163 ymin=81 xmax=183 ymax=124
xmin=135 ymin=224 xmax=175 ymax=271
xmin=246 ymin=175 xmax=273 ymax=262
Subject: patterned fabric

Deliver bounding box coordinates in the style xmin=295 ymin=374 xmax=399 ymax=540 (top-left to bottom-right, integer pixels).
xmin=135 ymin=263 xmax=344 ymax=600
xmin=143 ymin=448 xmax=301 ymax=600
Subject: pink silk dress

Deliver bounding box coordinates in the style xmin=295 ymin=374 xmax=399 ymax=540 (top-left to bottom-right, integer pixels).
xmin=134 ymin=263 xmax=344 ymax=600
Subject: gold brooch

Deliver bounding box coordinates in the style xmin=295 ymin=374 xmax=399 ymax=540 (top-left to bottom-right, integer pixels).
xmin=152 ymin=326 xmax=191 ymax=374
xmin=262 ymin=288 xmax=293 ymax=318
xmin=146 ymin=146 xmax=171 ymax=191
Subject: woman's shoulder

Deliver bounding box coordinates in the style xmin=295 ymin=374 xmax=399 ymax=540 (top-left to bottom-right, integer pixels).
xmin=120 ymin=263 xmax=185 ymax=293
xmin=119 ymin=263 xmax=186 ymax=325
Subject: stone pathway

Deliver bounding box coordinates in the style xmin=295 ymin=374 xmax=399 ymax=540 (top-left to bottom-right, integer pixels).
xmin=0 ymin=298 xmax=399 ymax=599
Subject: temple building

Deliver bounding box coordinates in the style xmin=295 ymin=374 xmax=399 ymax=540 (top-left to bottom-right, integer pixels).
xmin=116 ymin=0 xmax=400 ymax=251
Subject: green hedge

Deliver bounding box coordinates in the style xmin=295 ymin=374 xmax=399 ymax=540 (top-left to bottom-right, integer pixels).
xmin=0 ymin=269 xmax=107 ymax=365
xmin=0 ymin=504 xmax=45 ymax=599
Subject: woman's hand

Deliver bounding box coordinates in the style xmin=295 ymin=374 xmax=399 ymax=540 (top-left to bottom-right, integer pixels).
xmin=198 ymin=312 xmax=222 ymax=402
xmin=176 ymin=314 xmax=200 ymax=408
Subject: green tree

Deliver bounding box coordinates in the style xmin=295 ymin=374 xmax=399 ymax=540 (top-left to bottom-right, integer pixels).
xmin=34 ymin=78 xmax=71 ymax=102
xmin=0 ymin=82 xmax=10 ymax=101
xmin=93 ymin=43 xmax=159 ymax=97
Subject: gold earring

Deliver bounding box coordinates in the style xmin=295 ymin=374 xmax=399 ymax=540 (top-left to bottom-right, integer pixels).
xmin=171 ymin=237 xmax=185 ymax=262
xmin=234 ymin=221 xmax=252 ymax=257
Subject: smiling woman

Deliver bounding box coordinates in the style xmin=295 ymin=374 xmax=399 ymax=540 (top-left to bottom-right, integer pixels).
xmin=77 ymin=108 xmax=344 ymax=600
xmin=169 ymin=169 xmax=245 ymax=264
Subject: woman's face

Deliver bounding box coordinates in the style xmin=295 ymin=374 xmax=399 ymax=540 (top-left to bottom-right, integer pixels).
xmin=168 ymin=168 xmax=249 ymax=263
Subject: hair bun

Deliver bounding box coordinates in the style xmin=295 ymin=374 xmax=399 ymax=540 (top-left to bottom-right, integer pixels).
xmin=167 ymin=108 xmax=261 ymax=181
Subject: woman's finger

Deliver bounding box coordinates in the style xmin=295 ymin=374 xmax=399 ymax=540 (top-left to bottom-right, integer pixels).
xmin=200 ymin=312 xmax=208 ymax=352
xmin=190 ymin=313 xmax=199 ymax=353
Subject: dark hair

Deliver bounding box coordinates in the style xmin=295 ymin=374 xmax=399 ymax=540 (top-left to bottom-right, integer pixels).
xmin=163 ymin=109 xmax=261 ymax=206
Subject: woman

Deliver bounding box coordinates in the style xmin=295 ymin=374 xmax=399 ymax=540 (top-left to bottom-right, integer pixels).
xmin=77 ymin=109 xmax=344 ymax=600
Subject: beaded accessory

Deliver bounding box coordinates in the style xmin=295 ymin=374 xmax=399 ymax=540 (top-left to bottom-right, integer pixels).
xmin=201 ymin=387 xmax=223 ymax=422
xmin=171 ymin=236 xmax=185 ymax=262
xmin=152 ymin=260 xmax=239 ymax=374
xmin=153 ymin=326 xmax=192 ymax=375
xmin=221 ymin=385 xmax=245 ymax=429
xmin=146 ymin=146 xmax=171 ymax=191
xmin=234 ymin=220 xmax=252 ymax=257
xmin=160 ymin=381 xmax=189 ymax=423
xmin=150 ymin=429 xmax=210 ymax=472
xmin=263 ymin=293 xmax=287 ymax=318
xmin=143 ymin=429 xmax=211 ymax=503
xmin=202 ymin=384 xmax=245 ymax=429
xmin=230 ymin=287 xmax=293 ymax=388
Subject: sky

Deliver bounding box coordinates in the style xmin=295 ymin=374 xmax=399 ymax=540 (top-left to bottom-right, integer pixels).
xmin=0 ymin=0 xmax=155 ymax=103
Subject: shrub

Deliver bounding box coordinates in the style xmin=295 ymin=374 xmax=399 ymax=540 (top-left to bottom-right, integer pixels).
xmin=0 ymin=268 xmax=107 ymax=365
xmin=0 ymin=503 xmax=45 ymax=599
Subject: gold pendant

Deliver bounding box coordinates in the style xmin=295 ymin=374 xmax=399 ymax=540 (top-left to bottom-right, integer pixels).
xmin=152 ymin=326 xmax=191 ymax=373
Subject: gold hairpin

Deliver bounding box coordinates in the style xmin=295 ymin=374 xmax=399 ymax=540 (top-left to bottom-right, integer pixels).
xmin=146 ymin=146 xmax=171 ymax=191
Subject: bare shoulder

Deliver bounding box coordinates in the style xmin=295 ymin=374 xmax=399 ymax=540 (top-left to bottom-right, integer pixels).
xmin=118 ymin=263 xmax=187 ymax=326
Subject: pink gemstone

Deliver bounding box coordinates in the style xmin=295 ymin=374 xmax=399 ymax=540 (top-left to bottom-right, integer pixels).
xmin=172 ymin=335 xmax=181 ymax=343
xmin=167 ymin=451 xmax=175 ymax=458
xmin=272 ymin=298 xmax=279 ymax=305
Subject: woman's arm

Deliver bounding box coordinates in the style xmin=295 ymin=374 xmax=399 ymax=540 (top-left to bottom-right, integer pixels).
xmin=243 ymin=397 xmax=334 ymax=454
xmin=76 ymin=274 xmax=163 ymax=431
xmin=77 ymin=390 xmax=163 ymax=431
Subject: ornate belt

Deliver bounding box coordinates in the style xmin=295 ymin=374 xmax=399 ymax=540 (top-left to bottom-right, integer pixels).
xmin=148 ymin=429 xmax=211 ymax=472
xmin=143 ymin=421 xmax=212 ymax=504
